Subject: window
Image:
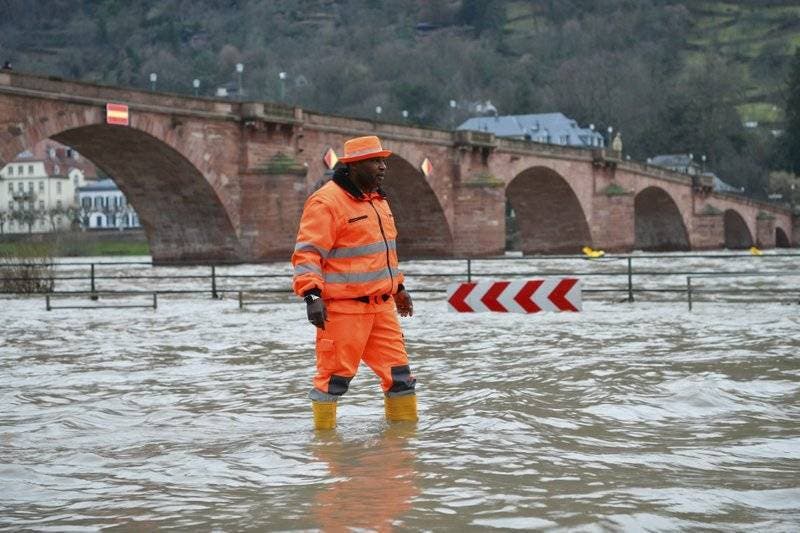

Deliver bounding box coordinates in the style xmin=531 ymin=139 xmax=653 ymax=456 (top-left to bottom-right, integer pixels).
xmin=17 ymin=182 xmax=23 ymax=191
xmin=82 ymin=197 xmax=91 ymax=208
xmin=7 ymin=166 xmax=12 ymax=176
xmin=17 ymin=165 xmax=23 ymax=175
xmin=28 ymin=181 xmax=33 ymax=192
xmin=7 ymin=183 xmax=11 ymax=192
xmin=28 ymin=165 xmax=34 ymax=174
xmin=38 ymin=181 xmax=44 ymax=192
xmin=56 ymin=200 xmax=63 ymax=210
xmin=56 ymin=181 xmax=62 ymax=194
xmin=7 ymin=201 xmax=12 ymax=210
xmin=39 ymin=201 xmax=44 ymax=210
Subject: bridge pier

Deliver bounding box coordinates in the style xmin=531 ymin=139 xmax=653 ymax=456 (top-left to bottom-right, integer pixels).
xmin=590 ymin=192 xmax=635 ymax=252
xmin=451 ymin=181 xmax=506 ymax=256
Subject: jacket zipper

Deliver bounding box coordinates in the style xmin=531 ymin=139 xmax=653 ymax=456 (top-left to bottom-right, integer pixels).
xmin=368 ymin=199 xmax=394 ymax=290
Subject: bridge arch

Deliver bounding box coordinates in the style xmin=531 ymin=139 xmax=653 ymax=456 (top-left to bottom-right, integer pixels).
xmin=53 ymin=124 xmax=241 ymax=263
xmin=2 ymin=101 xmax=242 ymax=263
xmin=723 ymin=209 xmax=753 ymax=249
xmin=633 ymin=186 xmax=689 ymax=251
xmin=776 ymin=226 xmax=791 ymax=248
xmin=506 ymin=166 xmax=591 ymax=254
xmin=382 ymin=154 xmax=452 ymax=257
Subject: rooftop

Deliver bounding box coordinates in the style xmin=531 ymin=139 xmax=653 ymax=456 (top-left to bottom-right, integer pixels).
xmin=457 ymin=112 xmax=604 ymax=147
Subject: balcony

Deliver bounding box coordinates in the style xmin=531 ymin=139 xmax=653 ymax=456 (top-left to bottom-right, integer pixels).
xmin=11 ymin=190 xmax=36 ymax=201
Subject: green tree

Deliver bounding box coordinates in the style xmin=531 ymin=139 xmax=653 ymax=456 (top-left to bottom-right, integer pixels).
xmin=783 ymin=47 xmax=800 ymax=173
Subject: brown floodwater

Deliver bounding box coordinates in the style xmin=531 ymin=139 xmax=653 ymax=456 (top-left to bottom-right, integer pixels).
xmin=1 ymin=253 xmax=799 ymax=531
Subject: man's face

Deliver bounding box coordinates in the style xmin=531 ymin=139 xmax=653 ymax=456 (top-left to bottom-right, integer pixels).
xmin=350 ymin=157 xmax=387 ymax=193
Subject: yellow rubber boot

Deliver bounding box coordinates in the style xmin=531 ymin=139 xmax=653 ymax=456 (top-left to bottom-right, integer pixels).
xmin=385 ymin=394 xmax=418 ymax=422
xmin=312 ymin=401 xmax=337 ymax=430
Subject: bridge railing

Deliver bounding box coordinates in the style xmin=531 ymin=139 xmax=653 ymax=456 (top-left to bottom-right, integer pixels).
xmin=1 ymin=253 xmax=798 ymax=309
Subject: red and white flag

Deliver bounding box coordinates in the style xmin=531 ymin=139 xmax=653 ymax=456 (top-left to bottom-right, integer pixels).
xmin=447 ymin=278 xmax=581 ymax=313
xmin=105 ymin=103 xmax=129 ymax=126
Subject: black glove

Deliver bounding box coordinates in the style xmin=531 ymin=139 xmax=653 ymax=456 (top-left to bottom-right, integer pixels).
xmin=305 ymin=295 xmax=327 ymax=329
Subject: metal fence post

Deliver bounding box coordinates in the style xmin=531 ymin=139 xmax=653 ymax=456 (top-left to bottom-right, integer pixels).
xmin=687 ymin=276 xmax=693 ymax=311
xmin=211 ymin=265 xmax=218 ymax=299
xmin=627 ymin=257 xmax=634 ymax=303
xmin=46 ymin=295 xmax=51 ymax=311
xmin=467 ymin=259 xmax=472 ymax=283
xmin=90 ymin=263 xmax=98 ymax=300
xmin=153 ymin=292 xmax=158 ymax=310
xmin=238 ymin=290 xmax=243 ymax=309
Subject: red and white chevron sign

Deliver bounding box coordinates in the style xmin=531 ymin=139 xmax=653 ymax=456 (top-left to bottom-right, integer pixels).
xmin=446 ymin=278 xmax=582 ymax=313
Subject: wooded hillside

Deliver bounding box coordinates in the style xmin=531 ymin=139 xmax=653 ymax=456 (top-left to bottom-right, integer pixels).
xmin=2 ymin=0 xmax=799 ymax=197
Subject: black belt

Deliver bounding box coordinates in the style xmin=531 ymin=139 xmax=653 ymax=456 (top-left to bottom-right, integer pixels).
xmin=353 ymin=294 xmax=391 ymax=303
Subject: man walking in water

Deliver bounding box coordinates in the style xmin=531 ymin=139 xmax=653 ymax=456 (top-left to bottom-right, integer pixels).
xmin=292 ymin=135 xmax=418 ymax=430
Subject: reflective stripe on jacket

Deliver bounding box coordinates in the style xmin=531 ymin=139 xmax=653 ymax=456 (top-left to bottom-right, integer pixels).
xmin=292 ymin=178 xmax=404 ymax=303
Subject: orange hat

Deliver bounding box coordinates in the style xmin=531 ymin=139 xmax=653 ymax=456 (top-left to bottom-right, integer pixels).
xmin=339 ymin=135 xmax=392 ymax=163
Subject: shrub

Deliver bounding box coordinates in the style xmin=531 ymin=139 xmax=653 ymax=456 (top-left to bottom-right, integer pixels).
xmin=0 ymin=244 xmax=55 ymax=293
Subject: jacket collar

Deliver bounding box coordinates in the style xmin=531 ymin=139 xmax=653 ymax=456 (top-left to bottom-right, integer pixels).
xmin=332 ymin=167 xmax=387 ymax=200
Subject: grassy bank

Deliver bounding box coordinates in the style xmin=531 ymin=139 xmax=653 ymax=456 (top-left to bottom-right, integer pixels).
xmin=0 ymin=232 xmax=150 ymax=258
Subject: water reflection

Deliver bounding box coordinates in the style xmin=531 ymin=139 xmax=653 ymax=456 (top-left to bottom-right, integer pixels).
xmin=311 ymin=424 xmax=418 ymax=531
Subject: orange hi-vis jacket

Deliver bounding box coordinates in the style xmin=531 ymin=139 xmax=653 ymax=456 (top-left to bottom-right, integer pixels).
xmin=292 ymin=173 xmax=405 ymax=313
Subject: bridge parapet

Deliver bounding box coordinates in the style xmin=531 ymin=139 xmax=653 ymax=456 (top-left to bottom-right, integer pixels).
xmin=241 ymin=102 xmax=302 ymax=125
xmin=0 ymin=71 xmax=237 ymax=119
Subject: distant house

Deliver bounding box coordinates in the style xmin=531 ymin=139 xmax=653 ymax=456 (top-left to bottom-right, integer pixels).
xmin=77 ymin=179 xmax=140 ymax=230
xmin=648 ymin=154 xmax=743 ymax=194
xmin=457 ymin=112 xmax=605 ymax=148
xmin=0 ymin=156 xmax=86 ymax=234
xmin=648 ymin=154 xmax=701 ymax=176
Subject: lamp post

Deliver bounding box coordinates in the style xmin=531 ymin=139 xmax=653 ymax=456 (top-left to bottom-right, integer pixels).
xmin=192 ymin=78 xmax=200 ymax=97
xmin=402 ymin=109 xmax=409 ymax=122
xmin=278 ymin=71 xmax=287 ymax=101
xmin=375 ymin=105 xmax=382 ymax=120
xmin=235 ymin=63 xmax=244 ymax=98
xmin=449 ymin=99 xmax=457 ymax=128
xmin=607 ymin=126 xmax=613 ymax=148
xmin=701 ymin=154 xmax=706 ymax=173
xmin=149 ymin=72 xmax=157 ymax=91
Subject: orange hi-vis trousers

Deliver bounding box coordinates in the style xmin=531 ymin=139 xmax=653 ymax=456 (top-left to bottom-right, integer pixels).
xmin=310 ymin=306 xmax=416 ymax=401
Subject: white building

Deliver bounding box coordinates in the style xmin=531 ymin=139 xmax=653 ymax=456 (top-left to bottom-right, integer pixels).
xmin=77 ymin=179 xmax=140 ymax=230
xmin=0 ymin=156 xmax=86 ymax=234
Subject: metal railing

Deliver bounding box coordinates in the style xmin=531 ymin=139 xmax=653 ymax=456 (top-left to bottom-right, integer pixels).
xmin=1 ymin=253 xmax=798 ymax=309
xmin=45 ymin=291 xmax=158 ymax=311
xmin=686 ymin=272 xmax=800 ymax=311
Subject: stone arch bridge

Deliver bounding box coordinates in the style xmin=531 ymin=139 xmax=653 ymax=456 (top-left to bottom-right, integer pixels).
xmin=1 ymin=71 xmax=796 ymax=263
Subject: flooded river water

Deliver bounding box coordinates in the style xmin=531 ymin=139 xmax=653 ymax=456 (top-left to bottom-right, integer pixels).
xmin=1 ymin=253 xmax=799 ymax=531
